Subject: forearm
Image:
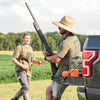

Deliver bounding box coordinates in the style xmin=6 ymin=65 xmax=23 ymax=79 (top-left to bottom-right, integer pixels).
xmin=45 ymin=55 xmax=61 ymax=63
xmin=42 ymin=50 xmax=61 ymax=63
xmin=12 ymin=57 xmax=23 ymax=68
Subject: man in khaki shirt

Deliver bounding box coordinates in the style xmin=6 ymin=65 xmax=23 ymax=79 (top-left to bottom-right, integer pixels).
xmin=43 ymin=16 xmax=81 ymax=100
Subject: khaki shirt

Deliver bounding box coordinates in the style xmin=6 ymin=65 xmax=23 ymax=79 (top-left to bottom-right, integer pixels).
xmin=13 ymin=44 xmax=34 ymax=76
xmin=56 ymin=35 xmax=81 ymax=75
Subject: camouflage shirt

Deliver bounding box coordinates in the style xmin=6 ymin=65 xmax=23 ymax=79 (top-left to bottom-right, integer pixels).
xmin=56 ymin=34 xmax=81 ymax=75
xmin=13 ymin=44 xmax=34 ymax=76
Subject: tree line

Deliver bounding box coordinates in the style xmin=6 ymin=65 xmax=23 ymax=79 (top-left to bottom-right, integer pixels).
xmin=0 ymin=31 xmax=87 ymax=51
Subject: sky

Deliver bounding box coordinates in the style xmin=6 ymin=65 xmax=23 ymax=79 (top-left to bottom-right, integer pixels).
xmin=0 ymin=0 xmax=100 ymax=35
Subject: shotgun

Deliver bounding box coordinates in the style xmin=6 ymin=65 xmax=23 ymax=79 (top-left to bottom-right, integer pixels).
xmin=25 ymin=2 xmax=58 ymax=76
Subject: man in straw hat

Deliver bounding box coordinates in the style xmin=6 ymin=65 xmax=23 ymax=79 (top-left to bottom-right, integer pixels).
xmin=42 ymin=15 xmax=81 ymax=100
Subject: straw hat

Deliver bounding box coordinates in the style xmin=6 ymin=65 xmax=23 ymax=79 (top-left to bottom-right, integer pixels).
xmin=53 ymin=16 xmax=78 ymax=34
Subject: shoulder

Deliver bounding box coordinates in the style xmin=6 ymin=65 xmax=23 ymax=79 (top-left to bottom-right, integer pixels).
xmin=14 ymin=44 xmax=23 ymax=52
xmin=16 ymin=44 xmax=23 ymax=49
xmin=67 ymin=35 xmax=77 ymax=40
xmin=29 ymin=45 xmax=33 ymax=50
xmin=65 ymin=35 xmax=78 ymax=42
xmin=62 ymin=35 xmax=78 ymax=47
xmin=17 ymin=44 xmax=22 ymax=48
xmin=13 ymin=44 xmax=23 ymax=57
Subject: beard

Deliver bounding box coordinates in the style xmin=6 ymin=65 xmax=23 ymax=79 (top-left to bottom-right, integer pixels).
xmin=60 ymin=30 xmax=67 ymax=35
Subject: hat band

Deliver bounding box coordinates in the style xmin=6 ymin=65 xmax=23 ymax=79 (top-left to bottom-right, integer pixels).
xmin=60 ymin=22 xmax=74 ymax=28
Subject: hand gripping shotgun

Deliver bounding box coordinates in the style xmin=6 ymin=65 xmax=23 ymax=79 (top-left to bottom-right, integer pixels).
xmin=25 ymin=2 xmax=58 ymax=76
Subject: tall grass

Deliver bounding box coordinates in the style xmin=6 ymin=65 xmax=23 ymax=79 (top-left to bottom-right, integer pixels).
xmin=0 ymin=55 xmax=52 ymax=83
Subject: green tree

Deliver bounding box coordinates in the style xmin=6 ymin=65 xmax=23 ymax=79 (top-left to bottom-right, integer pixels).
xmin=0 ymin=32 xmax=87 ymax=51
xmin=77 ymin=34 xmax=87 ymax=51
xmin=46 ymin=36 xmax=56 ymax=50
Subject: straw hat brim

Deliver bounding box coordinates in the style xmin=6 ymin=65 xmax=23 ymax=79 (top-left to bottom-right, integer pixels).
xmin=53 ymin=22 xmax=78 ymax=34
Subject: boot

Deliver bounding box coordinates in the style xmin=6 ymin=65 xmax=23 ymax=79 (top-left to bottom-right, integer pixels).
xmin=11 ymin=89 xmax=22 ymax=100
xmin=10 ymin=97 xmax=18 ymax=100
xmin=23 ymin=92 xmax=30 ymax=100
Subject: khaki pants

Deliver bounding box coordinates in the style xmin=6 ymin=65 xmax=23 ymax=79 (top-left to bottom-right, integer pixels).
xmin=50 ymin=81 xmax=68 ymax=98
xmin=17 ymin=72 xmax=31 ymax=93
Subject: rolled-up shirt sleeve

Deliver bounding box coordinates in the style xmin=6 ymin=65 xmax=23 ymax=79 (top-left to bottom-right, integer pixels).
xmin=13 ymin=45 xmax=21 ymax=58
xmin=56 ymin=41 xmax=70 ymax=58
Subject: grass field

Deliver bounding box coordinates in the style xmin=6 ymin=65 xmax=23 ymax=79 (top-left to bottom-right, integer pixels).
xmin=0 ymin=51 xmax=82 ymax=59
xmin=0 ymin=55 xmax=52 ymax=83
xmin=0 ymin=80 xmax=79 ymax=100
xmin=0 ymin=51 xmax=44 ymax=58
xmin=0 ymin=51 xmax=82 ymax=100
